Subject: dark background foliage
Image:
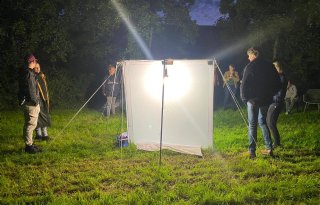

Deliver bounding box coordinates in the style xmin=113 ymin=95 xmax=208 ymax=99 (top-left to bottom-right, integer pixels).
xmin=0 ymin=0 xmax=197 ymax=110
xmin=0 ymin=0 xmax=319 ymax=110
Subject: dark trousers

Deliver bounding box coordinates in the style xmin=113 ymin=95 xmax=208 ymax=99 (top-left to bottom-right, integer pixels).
xmin=223 ymin=85 xmax=236 ymax=109
xmin=266 ymin=102 xmax=283 ymax=146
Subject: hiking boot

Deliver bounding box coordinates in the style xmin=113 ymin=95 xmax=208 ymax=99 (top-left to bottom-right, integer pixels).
xmin=25 ymin=144 xmax=42 ymax=154
xmin=249 ymin=152 xmax=256 ymax=159
xmin=261 ymin=149 xmax=273 ymax=156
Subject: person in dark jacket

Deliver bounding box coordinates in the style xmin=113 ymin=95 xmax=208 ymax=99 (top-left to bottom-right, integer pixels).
xmin=240 ymin=47 xmax=281 ymax=159
xmin=34 ymin=63 xmax=51 ymax=140
xmin=18 ymin=54 xmax=41 ymax=153
xmin=266 ymin=61 xmax=287 ymax=149
xmin=102 ymin=64 xmax=121 ymax=117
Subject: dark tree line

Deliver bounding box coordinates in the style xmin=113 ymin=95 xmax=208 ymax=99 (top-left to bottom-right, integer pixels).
xmin=0 ymin=0 xmax=197 ymax=109
xmin=1 ymin=0 xmax=319 ymax=110
xmin=215 ymin=0 xmax=320 ymax=93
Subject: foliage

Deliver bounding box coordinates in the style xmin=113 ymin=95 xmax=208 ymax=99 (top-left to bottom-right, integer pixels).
xmin=120 ymin=0 xmax=197 ymax=59
xmin=217 ymin=0 xmax=320 ymax=90
xmin=0 ymin=109 xmax=319 ymax=204
xmin=0 ymin=0 xmax=198 ymax=110
xmin=48 ymin=69 xmax=94 ymax=109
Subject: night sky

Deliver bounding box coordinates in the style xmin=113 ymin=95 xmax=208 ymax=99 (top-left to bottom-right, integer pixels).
xmin=190 ymin=0 xmax=222 ymax=25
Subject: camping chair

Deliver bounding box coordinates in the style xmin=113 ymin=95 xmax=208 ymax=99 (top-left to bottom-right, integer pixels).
xmin=303 ymin=89 xmax=320 ymax=112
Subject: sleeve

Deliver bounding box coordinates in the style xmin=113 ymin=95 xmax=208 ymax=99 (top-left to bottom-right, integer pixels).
xmin=240 ymin=67 xmax=250 ymax=102
xmin=223 ymin=72 xmax=228 ymax=87
xmin=28 ymin=72 xmax=38 ymax=105
xmin=102 ymin=76 xmax=107 ymax=96
xmin=279 ymin=75 xmax=288 ymax=101
xmin=234 ymin=72 xmax=240 ymax=83
xmin=293 ymin=85 xmax=298 ymax=98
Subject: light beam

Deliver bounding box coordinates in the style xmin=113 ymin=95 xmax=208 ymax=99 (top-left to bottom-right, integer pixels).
xmin=111 ymin=0 xmax=154 ymax=59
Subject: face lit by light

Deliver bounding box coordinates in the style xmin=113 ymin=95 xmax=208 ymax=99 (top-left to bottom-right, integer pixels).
xmin=144 ymin=66 xmax=192 ymax=102
xmin=34 ymin=63 xmax=41 ymax=73
xmin=248 ymin=53 xmax=256 ymax=62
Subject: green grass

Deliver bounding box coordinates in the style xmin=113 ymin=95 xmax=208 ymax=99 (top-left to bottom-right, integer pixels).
xmin=0 ymin=108 xmax=319 ymax=204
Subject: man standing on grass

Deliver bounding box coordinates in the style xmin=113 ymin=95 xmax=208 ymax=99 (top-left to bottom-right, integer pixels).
xmin=240 ymin=47 xmax=281 ymax=159
xmin=102 ymin=64 xmax=121 ymax=117
xmin=18 ymin=54 xmax=42 ymax=153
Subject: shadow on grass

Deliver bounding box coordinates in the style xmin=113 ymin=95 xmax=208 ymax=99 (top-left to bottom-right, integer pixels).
xmin=275 ymin=149 xmax=320 ymax=163
xmin=0 ymin=148 xmax=23 ymax=155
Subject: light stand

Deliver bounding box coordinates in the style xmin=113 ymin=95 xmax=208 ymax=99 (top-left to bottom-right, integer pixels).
xmin=159 ymin=59 xmax=173 ymax=166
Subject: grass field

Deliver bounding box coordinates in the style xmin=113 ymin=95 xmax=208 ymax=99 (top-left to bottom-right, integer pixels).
xmin=0 ymin=108 xmax=319 ymax=204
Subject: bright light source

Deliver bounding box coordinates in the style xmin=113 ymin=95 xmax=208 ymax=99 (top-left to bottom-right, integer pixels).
xmin=144 ymin=65 xmax=192 ymax=102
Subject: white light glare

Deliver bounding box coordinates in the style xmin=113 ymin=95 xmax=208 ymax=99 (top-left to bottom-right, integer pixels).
xmin=111 ymin=0 xmax=154 ymax=59
xmin=144 ymin=66 xmax=192 ymax=102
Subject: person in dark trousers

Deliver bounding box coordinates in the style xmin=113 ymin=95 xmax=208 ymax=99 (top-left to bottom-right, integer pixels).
xmin=18 ymin=54 xmax=41 ymax=153
xmin=267 ymin=61 xmax=288 ymax=149
xmin=34 ymin=63 xmax=51 ymax=140
xmin=240 ymin=47 xmax=281 ymax=159
xmin=102 ymin=64 xmax=121 ymax=117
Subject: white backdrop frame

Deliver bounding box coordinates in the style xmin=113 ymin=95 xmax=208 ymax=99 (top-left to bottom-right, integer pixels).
xmin=122 ymin=59 xmax=214 ymax=156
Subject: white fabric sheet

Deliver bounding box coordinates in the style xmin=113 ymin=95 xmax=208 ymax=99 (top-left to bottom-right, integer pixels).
xmin=122 ymin=60 xmax=214 ymax=156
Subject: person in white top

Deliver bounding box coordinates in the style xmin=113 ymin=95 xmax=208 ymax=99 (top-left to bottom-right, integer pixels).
xmin=285 ymin=80 xmax=298 ymax=114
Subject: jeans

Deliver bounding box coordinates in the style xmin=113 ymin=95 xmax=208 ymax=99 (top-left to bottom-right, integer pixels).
xmin=223 ymin=85 xmax=236 ymax=109
xmin=267 ymin=103 xmax=283 ymax=146
xmin=247 ymin=102 xmax=272 ymax=153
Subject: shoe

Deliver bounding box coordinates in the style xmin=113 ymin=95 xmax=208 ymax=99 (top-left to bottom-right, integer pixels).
xmin=261 ymin=149 xmax=273 ymax=156
xmin=249 ymin=152 xmax=256 ymax=159
xmin=25 ymin=144 xmax=42 ymax=154
xmin=42 ymin=136 xmax=51 ymax=141
xmin=35 ymin=135 xmax=51 ymax=141
xmin=35 ymin=135 xmax=42 ymax=140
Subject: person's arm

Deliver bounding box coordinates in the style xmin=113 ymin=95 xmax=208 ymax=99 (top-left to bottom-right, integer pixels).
xmin=233 ymin=72 xmax=240 ymax=88
xmin=279 ymin=75 xmax=288 ymax=102
xmin=102 ymin=76 xmax=108 ymax=96
xmin=292 ymin=85 xmax=297 ymax=98
xmin=240 ymin=67 xmax=250 ymax=103
xmin=223 ymin=72 xmax=228 ymax=87
xmin=234 ymin=72 xmax=240 ymax=83
xmin=27 ymin=71 xmax=38 ymax=105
